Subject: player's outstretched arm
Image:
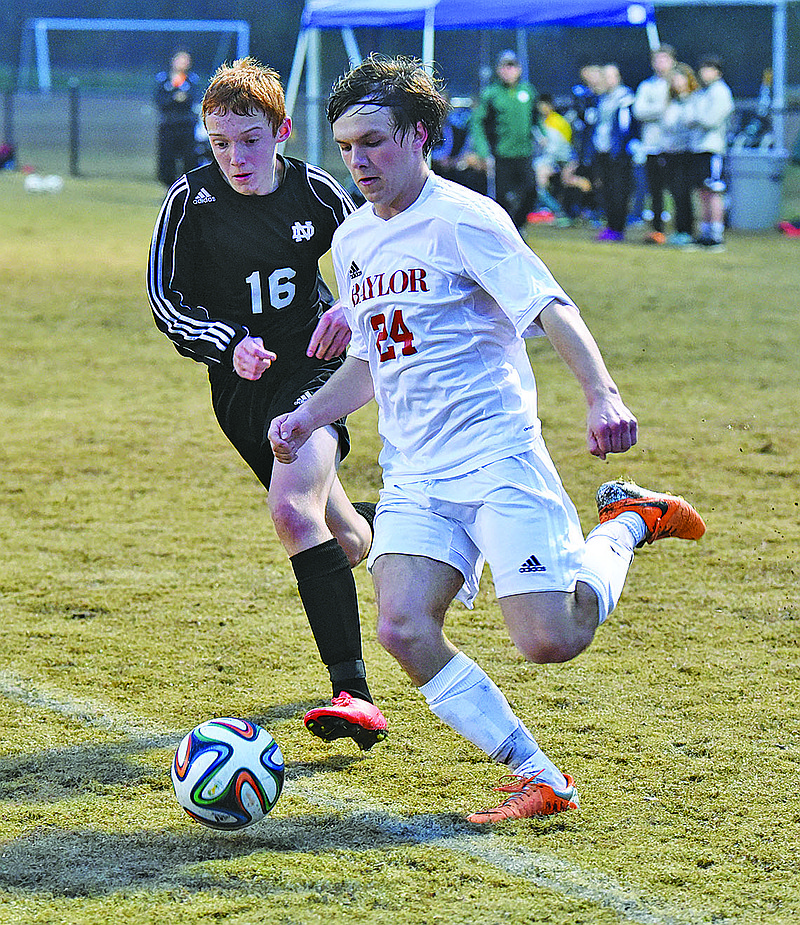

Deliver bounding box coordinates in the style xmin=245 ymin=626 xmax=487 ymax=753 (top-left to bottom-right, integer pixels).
xmin=307 ymin=303 xmax=352 ymax=360
xmin=269 ymin=356 xmax=375 ymax=464
xmin=537 ymin=300 xmax=638 ymax=459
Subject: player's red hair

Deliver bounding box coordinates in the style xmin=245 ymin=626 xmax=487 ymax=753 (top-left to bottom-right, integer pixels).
xmin=202 ymin=57 xmax=286 ymax=133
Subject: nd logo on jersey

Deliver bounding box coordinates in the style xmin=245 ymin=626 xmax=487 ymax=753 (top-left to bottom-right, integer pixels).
xmin=291 ymin=221 xmax=315 ymax=242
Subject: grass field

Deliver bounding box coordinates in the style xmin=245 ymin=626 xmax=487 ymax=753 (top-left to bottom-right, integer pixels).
xmin=0 ymin=171 xmax=798 ymax=925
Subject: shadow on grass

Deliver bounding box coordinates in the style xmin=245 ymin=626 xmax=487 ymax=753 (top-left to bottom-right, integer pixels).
xmin=0 ymin=701 xmax=349 ymax=802
xmin=0 ymin=738 xmax=164 ymax=802
xmin=0 ymin=699 xmax=489 ymax=897
xmin=0 ymin=809 xmax=476 ymax=897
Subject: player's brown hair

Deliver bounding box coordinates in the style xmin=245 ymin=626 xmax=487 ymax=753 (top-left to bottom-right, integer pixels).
xmin=326 ymin=54 xmax=451 ymax=156
xmin=202 ymin=57 xmax=286 ymax=132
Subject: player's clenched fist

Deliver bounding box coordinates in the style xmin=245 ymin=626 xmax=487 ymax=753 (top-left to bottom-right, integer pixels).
xmin=586 ymin=396 xmax=638 ymax=460
xmin=268 ymin=410 xmax=312 ymax=464
xmin=233 ymin=336 xmax=277 ymax=380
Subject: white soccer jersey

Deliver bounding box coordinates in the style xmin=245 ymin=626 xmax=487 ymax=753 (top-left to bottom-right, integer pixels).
xmin=332 ymin=174 xmax=578 ymax=483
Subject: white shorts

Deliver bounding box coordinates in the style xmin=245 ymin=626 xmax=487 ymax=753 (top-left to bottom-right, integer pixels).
xmin=367 ymin=440 xmax=586 ymax=608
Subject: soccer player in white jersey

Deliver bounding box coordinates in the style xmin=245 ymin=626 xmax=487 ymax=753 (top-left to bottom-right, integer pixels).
xmin=269 ymin=55 xmax=706 ymax=822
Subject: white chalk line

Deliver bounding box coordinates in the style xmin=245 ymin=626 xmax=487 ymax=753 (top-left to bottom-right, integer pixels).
xmin=0 ymin=672 xmax=736 ymax=925
xmin=285 ymin=782 xmax=732 ymax=925
xmin=0 ymin=670 xmax=178 ymax=746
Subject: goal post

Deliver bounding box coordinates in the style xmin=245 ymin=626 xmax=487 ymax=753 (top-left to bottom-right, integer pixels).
xmin=19 ymin=18 xmax=251 ymax=93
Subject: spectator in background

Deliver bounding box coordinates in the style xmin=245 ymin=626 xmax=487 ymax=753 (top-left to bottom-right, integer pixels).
xmin=0 ymin=142 xmax=15 ymax=170
xmin=633 ymin=44 xmax=677 ymax=245
xmin=662 ymin=63 xmax=699 ymax=248
xmin=533 ymin=94 xmax=588 ymax=224
xmin=471 ymin=49 xmax=539 ymax=230
xmin=154 ymin=50 xmax=203 ymax=186
xmin=564 ymin=64 xmax=603 ymax=219
xmin=778 ymin=128 xmax=800 ymax=236
xmin=567 ymin=64 xmax=606 ymax=218
xmin=431 ymin=96 xmax=487 ymax=195
xmin=593 ymin=64 xmax=637 ymax=242
xmin=690 ymin=55 xmax=735 ymax=250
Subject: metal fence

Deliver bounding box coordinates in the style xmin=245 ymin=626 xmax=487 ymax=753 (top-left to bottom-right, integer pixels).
xmin=2 ymin=86 xmax=798 ymax=185
xmin=0 ymin=86 xmax=345 ymax=184
xmin=3 ymin=89 xmax=158 ymax=180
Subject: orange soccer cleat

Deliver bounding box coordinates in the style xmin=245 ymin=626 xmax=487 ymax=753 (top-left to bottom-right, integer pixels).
xmin=304 ymin=692 xmax=388 ymax=751
xmin=467 ymin=773 xmax=579 ymax=824
xmin=596 ymin=479 xmax=706 ymax=546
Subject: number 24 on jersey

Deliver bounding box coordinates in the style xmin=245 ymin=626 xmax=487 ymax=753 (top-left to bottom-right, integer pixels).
xmin=370 ymin=310 xmax=417 ymax=362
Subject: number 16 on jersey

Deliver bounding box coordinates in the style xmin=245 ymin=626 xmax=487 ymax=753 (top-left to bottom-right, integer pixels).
xmin=246 ymin=268 xmax=297 ymax=313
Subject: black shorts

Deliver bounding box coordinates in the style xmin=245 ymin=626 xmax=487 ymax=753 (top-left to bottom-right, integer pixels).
xmin=208 ymin=352 xmax=350 ymax=490
xmin=690 ymin=152 xmax=727 ymax=192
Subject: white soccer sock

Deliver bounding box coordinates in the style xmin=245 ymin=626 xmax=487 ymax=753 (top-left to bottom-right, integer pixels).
xmin=612 ymin=510 xmax=648 ymax=546
xmin=493 ymin=723 xmax=568 ymax=791
xmin=576 ymin=513 xmax=644 ymax=624
xmin=419 ymin=651 xmax=567 ymax=790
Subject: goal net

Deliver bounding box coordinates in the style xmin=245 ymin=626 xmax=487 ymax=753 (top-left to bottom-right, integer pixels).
xmin=19 ymin=18 xmax=250 ymax=93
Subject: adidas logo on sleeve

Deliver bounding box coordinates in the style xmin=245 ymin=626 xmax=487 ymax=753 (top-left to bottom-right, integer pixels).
xmin=519 ymin=554 xmax=546 ymax=573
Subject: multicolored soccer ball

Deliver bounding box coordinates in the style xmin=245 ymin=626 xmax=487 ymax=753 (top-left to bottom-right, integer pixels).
xmin=171 ymin=717 xmax=284 ymax=830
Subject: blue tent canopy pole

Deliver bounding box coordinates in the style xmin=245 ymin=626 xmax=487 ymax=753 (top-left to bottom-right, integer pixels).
xmin=284 ymin=25 xmax=363 ymax=165
xmin=774 ymin=0 xmax=787 ymax=148
xmin=423 ymin=3 xmax=436 ymax=70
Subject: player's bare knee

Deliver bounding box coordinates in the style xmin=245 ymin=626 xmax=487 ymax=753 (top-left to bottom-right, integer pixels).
xmin=268 ymin=496 xmax=316 ymax=545
xmin=514 ymin=625 xmax=594 ymax=664
xmin=343 ymin=541 xmax=367 ymax=569
xmin=376 ymin=608 xmax=426 ymax=661
xmin=375 ymin=613 xmax=412 ymax=659
xmin=519 ymin=638 xmax=589 ymax=664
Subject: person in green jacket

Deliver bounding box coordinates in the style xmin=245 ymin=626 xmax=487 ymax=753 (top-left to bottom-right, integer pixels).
xmin=471 ymin=49 xmax=540 ymax=229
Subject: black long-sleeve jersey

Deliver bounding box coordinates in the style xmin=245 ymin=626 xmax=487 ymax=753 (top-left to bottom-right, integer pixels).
xmin=147 ymin=155 xmax=356 ymax=369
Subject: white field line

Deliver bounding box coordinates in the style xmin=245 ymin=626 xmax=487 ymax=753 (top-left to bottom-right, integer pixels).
xmin=0 ymin=672 xmax=736 ymax=925
xmin=0 ymin=671 xmax=178 ymax=746
xmin=286 ymin=780 xmax=734 ymax=925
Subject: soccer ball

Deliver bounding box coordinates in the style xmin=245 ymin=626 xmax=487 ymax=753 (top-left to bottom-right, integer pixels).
xmin=23 ymin=173 xmax=64 ymax=194
xmin=171 ymin=717 xmax=284 ymax=830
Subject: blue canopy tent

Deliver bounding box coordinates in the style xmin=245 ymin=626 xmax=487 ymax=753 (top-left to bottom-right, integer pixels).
xmin=286 ymin=0 xmax=796 ymax=163
xmin=298 ymin=0 xmax=655 ymax=29
xmin=285 ymin=0 xmax=657 ymax=163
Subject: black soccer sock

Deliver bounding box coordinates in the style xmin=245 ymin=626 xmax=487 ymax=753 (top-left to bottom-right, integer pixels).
xmin=290 ymin=539 xmax=373 ymax=703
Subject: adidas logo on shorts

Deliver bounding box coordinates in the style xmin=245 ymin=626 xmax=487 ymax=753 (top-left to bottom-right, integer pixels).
xmin=193 ymin=187 xmax=216 ymax=204
xmin=519 ymin=554 xmax=546 ymax=573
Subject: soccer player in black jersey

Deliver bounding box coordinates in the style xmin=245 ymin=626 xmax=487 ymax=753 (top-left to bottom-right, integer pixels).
xmin=147 ymin=57 xmax=387 ymax=750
